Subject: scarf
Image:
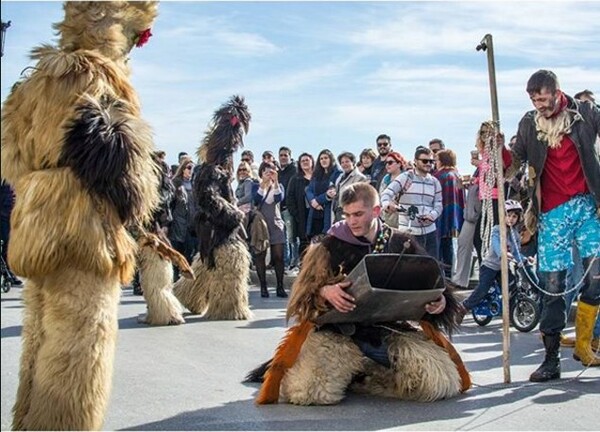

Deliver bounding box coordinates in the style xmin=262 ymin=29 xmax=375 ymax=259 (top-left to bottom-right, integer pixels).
xmin=534 ymin=90 xmax=576 ymax=149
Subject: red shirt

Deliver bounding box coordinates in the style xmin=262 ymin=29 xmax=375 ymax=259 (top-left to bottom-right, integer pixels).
xmin=540 ymin=135 xmax=589 ymax=213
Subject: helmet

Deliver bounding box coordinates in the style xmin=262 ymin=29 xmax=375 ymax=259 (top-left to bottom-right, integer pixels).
xmin=505 ymin=200 xmax=523 ymax=212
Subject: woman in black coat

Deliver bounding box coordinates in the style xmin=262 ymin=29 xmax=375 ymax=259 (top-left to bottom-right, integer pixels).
xmin=285 ymin=153 xmax=314 ymax=264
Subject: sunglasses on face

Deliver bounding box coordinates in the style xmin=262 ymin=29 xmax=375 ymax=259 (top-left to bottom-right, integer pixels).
xmin=417 ymin=159 xmax=435 ymax=164
xmin=385 ymin=160 xmax=397 ymax=165
xmin=241 ymin=158 xmax=250 ymax=162
xmin=377 ymin=142 xmax=390 ymax=147
xmin=238 ymin=168 xmax=248 ymax=172
xmin=184 ymin=165 xmax=193 ymax=170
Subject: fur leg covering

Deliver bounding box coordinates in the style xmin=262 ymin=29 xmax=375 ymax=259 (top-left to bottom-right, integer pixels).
xmin=351 ymin=331 xmax=462 ymax=401
xmin=280 ymin=331 xmax=365 ymax=405
xmin=173 ymin=239 xmax=252 ymax=320
xmin=11 ymin=280 xmax=44 ymax=431
xmin=138 ymin=245 xmax=185 ymax=326
xmin=12 ymin=270 xmax=120 ymax=430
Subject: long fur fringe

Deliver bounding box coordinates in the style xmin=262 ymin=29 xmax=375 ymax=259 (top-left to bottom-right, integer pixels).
xmin=280 ymin=330 xmax=365 ymax=405
xmin=256 ymin=321 xmax=314 ymax=404
xmin=197 ymin=95 xmax=251 ymax=171
xmin=351 ymin=331 xmax=462 ymax=402
xmin=13 ymin=271 xmax=121 ymax=430
xmin=420 ymin=321 xmax=471 ymax=392
xmin=173 ymin=238 xmax=252 ymax=320
xmin=54 ymin=1 xmax=158 ymax=60
xmin=286 ymin=243 xmax=341 ymax=323
xmin=60 ymin=95 xmax=159 ymax=226
xmin=137 ymin=244 xmax=185 ymax=326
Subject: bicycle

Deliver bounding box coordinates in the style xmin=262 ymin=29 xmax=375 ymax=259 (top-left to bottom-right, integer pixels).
xmin=471 ymin=259 xmax=541 ymax=332
xmin=1 ymin=240 xmax=12 ymax=293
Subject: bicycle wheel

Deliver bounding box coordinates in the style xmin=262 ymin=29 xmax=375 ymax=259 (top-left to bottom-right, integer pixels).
xmin=510 ymin=296 xmax=540 ymax=332
xmin=1 ymin=275 xmax=11 ymax=293
xmin=472 ymin=312 xmax=493 ymax=326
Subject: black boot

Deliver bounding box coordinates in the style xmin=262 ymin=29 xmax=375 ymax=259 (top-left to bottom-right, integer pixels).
xmin=260 ymin=284 xmax=269 ymax=298
xmin=529 ymin=333 xmax=561 ymax=382
xmin=276 ymin=284 xmax=288 ymax=298
xmin=132 ymin=271 xmax=143 ymax=296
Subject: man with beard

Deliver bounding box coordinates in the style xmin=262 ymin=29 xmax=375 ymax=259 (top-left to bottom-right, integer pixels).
xmin=509 ymin=70 xmax=600 ymax=381
xmin=370 ymin=134 xmax=393 ymax=190
xmin=381 ymin=146 xmax=442 ymax=259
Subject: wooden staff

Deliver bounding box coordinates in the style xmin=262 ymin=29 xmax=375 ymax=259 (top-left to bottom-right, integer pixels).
xmin=477 ymin=33 xmax=511 ymax=383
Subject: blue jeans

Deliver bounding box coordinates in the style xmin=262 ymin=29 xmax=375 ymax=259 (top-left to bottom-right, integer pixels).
xmin=463 ymin=265 xmax=499 ymax=310
xmin=281 ymin=209 xmax=299 ymax=267
xmin=439 ymin=237 xmax=454 ymax=277
xmin=415 ymin=231 xmax=440 ymax=260
xmin=354 ymin=338 xmax=391 ymax=368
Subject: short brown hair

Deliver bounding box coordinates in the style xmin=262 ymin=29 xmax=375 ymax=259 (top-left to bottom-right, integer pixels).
xmin=340 ymin=182 xmax=380 ymax=209
xmin=359 ymin=148 xmax=377 ymax=162
xmin=436 ymin=149 xmax=457 ymax=168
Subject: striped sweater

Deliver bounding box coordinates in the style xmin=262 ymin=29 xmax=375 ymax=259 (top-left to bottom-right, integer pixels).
xmin=380 ymin=170 xmax=443 ymax=235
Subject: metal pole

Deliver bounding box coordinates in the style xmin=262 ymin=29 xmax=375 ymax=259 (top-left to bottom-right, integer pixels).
xmin=476 ymin=33 xmax=511 ymax=383
xmin=1 ymin=20 xmax=12 ymax=58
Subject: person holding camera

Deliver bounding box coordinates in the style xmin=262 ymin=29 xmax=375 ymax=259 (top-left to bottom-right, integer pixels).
xmin=253 ymin=162 xmax=287 ymax=298
xmin=380 ymin=146 xmax=442 ymax=258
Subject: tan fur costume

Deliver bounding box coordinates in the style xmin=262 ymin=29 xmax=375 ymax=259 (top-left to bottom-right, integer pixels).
xmin=137 ymin=233 xmax=194 ymax=326
xmin=250 ymin=230 xmax=468 ymax=405
xmin=280 ymin=329 xmax=462 ymax=405
xmin=173 ymin=240 xmax=252 ymax=320
xmin=1 ymin=2 xmax=159 ymax=429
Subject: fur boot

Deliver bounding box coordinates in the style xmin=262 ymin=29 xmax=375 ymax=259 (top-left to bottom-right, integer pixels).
xmin=137 ymin=245 xmax=185 ymax=326
xmin=173 ymin=238 xmax=252 ymax=320
xmin=280 ymin=330 xmax=365 ymax=405
xmin=13 ymin=271 xmax=120 ymax=430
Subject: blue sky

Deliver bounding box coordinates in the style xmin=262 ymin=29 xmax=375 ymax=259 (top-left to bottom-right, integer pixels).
xmin=1 ymin=1 xmax=599 ymax=174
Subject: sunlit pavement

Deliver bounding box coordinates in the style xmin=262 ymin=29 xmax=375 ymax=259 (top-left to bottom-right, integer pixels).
xmin=1 ymin=284 xmax=598 ymax=431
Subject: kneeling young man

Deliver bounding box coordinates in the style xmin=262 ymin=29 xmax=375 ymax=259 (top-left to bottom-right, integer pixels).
xmin=247 ymin=182 xmax=470 ymax=405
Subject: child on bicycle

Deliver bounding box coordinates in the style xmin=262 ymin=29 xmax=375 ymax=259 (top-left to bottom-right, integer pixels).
xmin=457 ymin=200 xmax=530 ymax=323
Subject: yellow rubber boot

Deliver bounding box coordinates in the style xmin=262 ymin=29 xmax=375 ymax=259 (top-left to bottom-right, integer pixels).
xmin=573 ymin=301 xmax=600 ymax=367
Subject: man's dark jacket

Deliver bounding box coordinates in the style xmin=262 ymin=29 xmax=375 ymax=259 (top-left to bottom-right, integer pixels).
xmin=512 ymin=95 xmax=600 ymax=230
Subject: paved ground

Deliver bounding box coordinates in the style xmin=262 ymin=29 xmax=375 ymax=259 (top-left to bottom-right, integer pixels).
xmin=1 ymin=280 xmax=598 ymax=431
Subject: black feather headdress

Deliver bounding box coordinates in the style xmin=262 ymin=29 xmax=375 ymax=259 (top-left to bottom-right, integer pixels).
xmin=196 ymin=95 xmax=251 ymax=174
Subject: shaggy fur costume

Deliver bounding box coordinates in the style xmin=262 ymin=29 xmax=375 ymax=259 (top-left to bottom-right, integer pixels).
xmin=173 ymin=96 xmax=252 ymax=320
xmin=173 ymin=239 xmax=252 ymax=320
xmin=247 ymin=227 xmax=469 ymax=405
xmin=280 ymin=329 xmax=462 ymax=405
xmin=1 ymin=2 xmax=159 ymax=429
xmin=137 ymin=232 xmax=194 ymax=326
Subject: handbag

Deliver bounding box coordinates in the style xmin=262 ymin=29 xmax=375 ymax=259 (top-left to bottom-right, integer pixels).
xmin=247 ymin=186 xmax=272 ymax=254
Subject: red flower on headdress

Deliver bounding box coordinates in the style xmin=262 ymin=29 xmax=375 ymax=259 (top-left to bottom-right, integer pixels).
xmin=135 ymin=28 xmax=153 ymax=48
xmin=230 ymin=116 xmax=239 ymax=126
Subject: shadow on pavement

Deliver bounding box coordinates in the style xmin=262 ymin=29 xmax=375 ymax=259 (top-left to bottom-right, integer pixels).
xmin=121 ymin=374 xmax=598 ymax=432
